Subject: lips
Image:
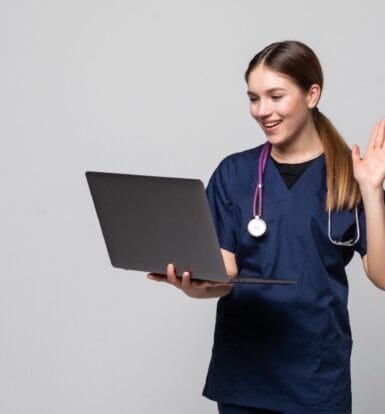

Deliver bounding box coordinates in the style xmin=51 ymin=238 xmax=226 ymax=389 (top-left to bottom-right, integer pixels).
xmin=263 ymin=120 xmax=282 ymax=127
xmin=262 ymin=120 xmax=282 ymax=131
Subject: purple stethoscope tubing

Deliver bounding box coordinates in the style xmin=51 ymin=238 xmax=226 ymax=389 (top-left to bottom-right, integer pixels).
xmin=252 ymin=142 xmax=272 ymax=219
xmin=250 ymin=141 xmax=360 ymax=245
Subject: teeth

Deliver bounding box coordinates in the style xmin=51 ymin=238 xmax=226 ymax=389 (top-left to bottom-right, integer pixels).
xmin=264 ymin=121 xmax=281 ymax=127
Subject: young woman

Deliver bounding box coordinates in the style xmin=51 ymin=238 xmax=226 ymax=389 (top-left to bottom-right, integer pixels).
xmin=148 ymin=40 xmax=385 ymax=414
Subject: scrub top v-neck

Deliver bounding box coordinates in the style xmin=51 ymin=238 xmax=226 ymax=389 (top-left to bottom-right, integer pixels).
xmin=271 ymin=156 xmax=317 ymax=190
xmin=203 ymin=145 xmax=367 ymax=414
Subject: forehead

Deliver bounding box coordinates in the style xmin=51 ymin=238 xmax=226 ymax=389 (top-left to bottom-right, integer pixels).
xmin=247 ymin=65 xmax=297 ymax=93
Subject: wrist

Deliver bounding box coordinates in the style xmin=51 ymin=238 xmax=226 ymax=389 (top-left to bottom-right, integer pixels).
xmin=359 ymin=184 xmax=384 ymax=200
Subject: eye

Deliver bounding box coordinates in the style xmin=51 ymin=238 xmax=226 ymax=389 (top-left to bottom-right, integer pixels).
xmin=249 ymin=96 xmax=259 ymax=102
xmin=272 ymin=95 xmax=283 ymax=100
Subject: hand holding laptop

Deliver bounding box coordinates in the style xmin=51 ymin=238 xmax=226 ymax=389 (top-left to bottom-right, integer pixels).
xmin=147 ymin=263 xmax=234 ymax=299
xmin=86 ymin=172 xmax=297 ymax=286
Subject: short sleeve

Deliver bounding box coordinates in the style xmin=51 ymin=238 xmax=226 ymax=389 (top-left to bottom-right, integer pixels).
xmin=206 ymin=158 xmax=237 ymax=253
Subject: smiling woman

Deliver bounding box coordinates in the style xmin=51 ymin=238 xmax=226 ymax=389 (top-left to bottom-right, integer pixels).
xmin=147 ymin=40 xmax=385 ymax=414
xmin=244 ymin=41 xmax=360 ymax=212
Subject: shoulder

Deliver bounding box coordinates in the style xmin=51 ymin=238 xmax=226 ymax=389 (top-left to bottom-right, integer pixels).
xmin=213 ymin=145 xmax=263 ymax=174
xmin=207 ymin=145 xmax=264 ymax=192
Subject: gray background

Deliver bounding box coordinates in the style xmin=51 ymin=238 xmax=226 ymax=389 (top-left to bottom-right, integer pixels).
xmin=1 ymin=1 xmax=384 ymax=413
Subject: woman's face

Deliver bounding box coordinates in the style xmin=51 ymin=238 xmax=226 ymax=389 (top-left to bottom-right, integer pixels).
xmin=247 ymin=65 xmax=318 ymax=147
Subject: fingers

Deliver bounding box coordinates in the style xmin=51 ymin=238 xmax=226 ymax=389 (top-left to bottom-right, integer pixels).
xmin=166 ymin=263 xmax=182 ymax=288
xmin=368 ymin=117 xmax=385 ymax=150
xmin=181 ymin=271 xmax=207 ymax=290
xmin=148 ymin=264 xmax=190 ymax=290
xmin=166 ymin=263 xmax=176 ymax=283
xmin=367 ymin=121 xmax=380 ymax=151
xmin=351 ymin=144 xmax=361 ymax=164
xmin=149 ymin=264 xmax=228 ymax=295
xmin=147 ymin=263 xmax=181 ymax=287
xmin=181 ymin=271 xmax=191 ymax=290
xmin=377 ymin=117 xmax=385 ymax=149
xmin=147 ymin=273 xmax=168 ymax=282
xmin=211 ymin=282 xmax=234 ymax=288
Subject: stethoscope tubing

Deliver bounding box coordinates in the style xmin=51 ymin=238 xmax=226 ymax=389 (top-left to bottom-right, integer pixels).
xmin=252 ymin=142 xmax=271 ymax=218
xmin=250 ymin=142 xmax=360 ymax=246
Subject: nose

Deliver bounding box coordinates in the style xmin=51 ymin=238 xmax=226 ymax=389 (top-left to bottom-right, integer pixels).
xmin=251 ymin=98 xmax=272 ymax=119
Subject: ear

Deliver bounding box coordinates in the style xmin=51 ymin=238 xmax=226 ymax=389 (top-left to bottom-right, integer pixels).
xmin=306 ymin=84 xmax=321 ymax=109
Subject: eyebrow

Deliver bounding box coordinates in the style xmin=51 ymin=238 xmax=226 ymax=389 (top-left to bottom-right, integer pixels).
xmin=247 ymin=88 xmax=285 ymax=96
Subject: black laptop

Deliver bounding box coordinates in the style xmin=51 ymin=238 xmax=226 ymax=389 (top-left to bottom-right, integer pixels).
xmin=86 ymin=171 xmax=296 ymax=285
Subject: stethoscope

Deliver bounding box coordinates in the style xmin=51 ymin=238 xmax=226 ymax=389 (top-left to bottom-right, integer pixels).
xmin=247 ymin=142 xmax=360 ymax=247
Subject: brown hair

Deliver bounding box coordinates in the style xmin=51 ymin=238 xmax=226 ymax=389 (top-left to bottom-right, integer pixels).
xmin=245 ymin=40 xmax=361 ymax=211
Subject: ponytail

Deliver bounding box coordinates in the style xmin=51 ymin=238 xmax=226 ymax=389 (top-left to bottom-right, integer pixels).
xmin=313 ymin=108 xmax=361 ymax=211
xmin=244 ymin=40 xmax=362 ymax=211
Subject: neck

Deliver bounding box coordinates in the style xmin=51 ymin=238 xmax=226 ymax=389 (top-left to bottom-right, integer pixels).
xmin=271 ymin=146 xmax=324 ymax=163
xmin=270 ymin=122 xmax=323 ymax=164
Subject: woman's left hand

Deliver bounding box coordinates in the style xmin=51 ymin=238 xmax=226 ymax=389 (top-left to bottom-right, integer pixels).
xmin=352 ymin=117 xmax=385 ymax=190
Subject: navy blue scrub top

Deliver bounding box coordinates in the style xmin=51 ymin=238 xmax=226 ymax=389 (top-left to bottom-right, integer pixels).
xmin=202 ymin=145 xmax=367 ymax=414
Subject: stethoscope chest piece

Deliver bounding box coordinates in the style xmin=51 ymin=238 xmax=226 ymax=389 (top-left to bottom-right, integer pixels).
xmin=248 ymin=216 xmax=267 ymax=237
xmin=249 ymin=142 xmax=271 ymax=238
xmin=247 ymin=142 xmax=361 ymax=245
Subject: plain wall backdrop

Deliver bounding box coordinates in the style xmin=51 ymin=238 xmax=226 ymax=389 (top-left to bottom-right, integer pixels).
xmin=1 ymin=1 xmax=384 ymax=413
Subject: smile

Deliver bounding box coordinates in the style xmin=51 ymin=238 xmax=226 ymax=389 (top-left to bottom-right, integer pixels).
xmin=262 ymin=120 xmax=282 ymax=130
xmin=263 ymin=121 xmax=282 ymax=128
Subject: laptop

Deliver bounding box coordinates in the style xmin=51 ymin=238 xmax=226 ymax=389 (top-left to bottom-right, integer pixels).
xmin=86 ymin=171 xmax=297 ymax=285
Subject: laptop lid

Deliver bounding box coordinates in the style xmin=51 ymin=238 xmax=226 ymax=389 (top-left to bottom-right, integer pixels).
xmin=86 ymin=172 xmax=231 ymax=281
xmin=86 ymin=172 xmax=296 ymax=285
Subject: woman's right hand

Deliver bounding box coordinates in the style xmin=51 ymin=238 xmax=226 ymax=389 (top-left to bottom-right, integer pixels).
xmin=147 ymin=263 xmax=233 ymax=299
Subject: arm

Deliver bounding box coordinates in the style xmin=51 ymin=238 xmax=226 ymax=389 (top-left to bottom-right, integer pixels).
xmin=352 ymin=117 xmax=385 ymax=290
xmin=147 ymin=248 xmax=237 ymax=299
xmin=359 ymin=189 xmax=385 ymax=290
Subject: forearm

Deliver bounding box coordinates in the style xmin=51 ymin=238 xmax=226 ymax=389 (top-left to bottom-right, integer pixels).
xmin=361 ymin=186 xmax=385 ymax=290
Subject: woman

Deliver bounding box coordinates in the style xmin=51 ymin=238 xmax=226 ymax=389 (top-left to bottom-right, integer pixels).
xmin=148 ymin=40 xmax=385 ymax=414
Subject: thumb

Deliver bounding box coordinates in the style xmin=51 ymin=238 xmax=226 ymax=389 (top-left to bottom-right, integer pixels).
xmin=351 ymin=144 xmax=361 ymax=165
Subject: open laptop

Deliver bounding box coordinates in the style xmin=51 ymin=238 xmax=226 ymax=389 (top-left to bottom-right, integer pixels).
xmin=86 ymin=171 xmax=297 ymax=285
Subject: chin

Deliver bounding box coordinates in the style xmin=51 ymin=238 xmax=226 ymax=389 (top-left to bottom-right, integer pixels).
xmin=265 ymin=135 xmax=287 ymax=146
xmin=265 ymin=131 xmax=297 ymax=148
